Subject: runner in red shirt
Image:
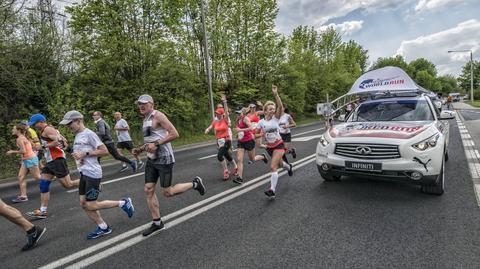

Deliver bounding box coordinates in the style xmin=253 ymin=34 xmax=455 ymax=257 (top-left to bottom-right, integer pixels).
xmin=205 ymin=94 xmax=238 ymax=180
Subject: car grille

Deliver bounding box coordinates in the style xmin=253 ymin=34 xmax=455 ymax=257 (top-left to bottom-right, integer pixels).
xmin=334 ymin=143 xmax=400 ymax=159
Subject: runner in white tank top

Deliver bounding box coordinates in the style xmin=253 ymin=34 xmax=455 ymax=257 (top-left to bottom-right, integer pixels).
xmin=133 ymin=94 xmax=206 ymax=236
xmin=256 ymin=85 xmax=293 ymax=199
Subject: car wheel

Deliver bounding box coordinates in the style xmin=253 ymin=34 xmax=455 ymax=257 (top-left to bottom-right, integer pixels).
xmin=421 ymin=157 xmax=444 ymax=195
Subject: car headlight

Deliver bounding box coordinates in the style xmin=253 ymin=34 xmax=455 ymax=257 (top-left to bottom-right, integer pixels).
xmin=318 ymin=134 xmax=330 ymax=147
xmin=412 ymin=133 xmax=440 ymax=151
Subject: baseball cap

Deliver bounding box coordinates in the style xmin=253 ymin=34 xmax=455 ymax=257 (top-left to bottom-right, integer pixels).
xmin=215 ymin=108 xmax=225 ymax=115
xmin=28 ymin=114 xmax=46 ymax=126
xmin=59 ymin=110 xmax=84 ymax=125
xmin=137 ymin=94 xmax=154 ymax=104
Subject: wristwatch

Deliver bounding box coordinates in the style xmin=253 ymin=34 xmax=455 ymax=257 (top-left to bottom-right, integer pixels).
xmin=154 ymin=141 xmax=160 ymax=146
xmin=86 ymin=151 xmax=90 ymax=156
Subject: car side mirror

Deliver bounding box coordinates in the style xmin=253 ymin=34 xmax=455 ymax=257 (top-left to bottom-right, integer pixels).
xmin=439 ymin=110 xmax=455 ymax=120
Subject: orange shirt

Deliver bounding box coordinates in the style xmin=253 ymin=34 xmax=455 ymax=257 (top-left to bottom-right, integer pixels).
xmin=212 ymin=119 xmax=230 ymax=140
xmin=21 ymin=139 xmax=35 ymax=160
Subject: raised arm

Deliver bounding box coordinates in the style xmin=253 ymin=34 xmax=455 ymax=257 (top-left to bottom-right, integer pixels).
xmin=221 ymin=94 xmax=230 ymax=125
xmin=272 ymin=85 xmax=284 ymax=119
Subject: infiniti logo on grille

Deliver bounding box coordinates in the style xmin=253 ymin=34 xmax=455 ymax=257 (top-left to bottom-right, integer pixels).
xmin=355 ymin=146 xmax=372 ymax=155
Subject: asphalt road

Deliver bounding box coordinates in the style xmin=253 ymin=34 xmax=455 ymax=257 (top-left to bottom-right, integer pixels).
xmin=1 ymin=119 xmax=479 ymax=269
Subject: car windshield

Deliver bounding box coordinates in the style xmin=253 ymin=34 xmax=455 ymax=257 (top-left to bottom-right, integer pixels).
xmin=349 ymin=99 xmax=434 ymax=122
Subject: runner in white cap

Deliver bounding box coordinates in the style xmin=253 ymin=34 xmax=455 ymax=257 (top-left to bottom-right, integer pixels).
xmin=60 ymin=110 xmax=135 ymax=239
xmin=133 ymin=94 xmax=206 ymax=236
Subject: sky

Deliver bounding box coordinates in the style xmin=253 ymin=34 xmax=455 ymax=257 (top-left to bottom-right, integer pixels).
xmin=276 ymin=0 xmax=480 ymax=77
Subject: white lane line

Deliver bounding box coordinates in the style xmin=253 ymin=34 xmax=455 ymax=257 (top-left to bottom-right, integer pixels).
xmin=292 ymin=128 xmax=324 ymax=137
xmin=67 ymin=172 xmax=145 ymax=193
xmin=41 ymin=154 xmax=315 ymax=269
xmin=63 ymin=157 xmax=317 ymax=269
xmin=198 ymin=149 xmax=238 ymax=160
xmin=292 ymin=134 xmax=322 ymax=142
xmin=455 ymin=113 xmax=480 ymax=207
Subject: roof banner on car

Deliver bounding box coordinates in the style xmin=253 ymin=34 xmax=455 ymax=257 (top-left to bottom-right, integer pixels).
xmin=348 ymin=66 xmax=419 ymax=95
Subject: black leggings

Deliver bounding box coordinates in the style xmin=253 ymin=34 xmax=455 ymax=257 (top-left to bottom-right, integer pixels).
xmin=105 ymin=142 xmax=132 ymax=164
xmin=217 ymin=140 xmax=233 ymax=162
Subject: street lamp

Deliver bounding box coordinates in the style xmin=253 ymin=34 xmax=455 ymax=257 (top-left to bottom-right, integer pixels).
xmin=199 ymin=0 xmax=215 ymax=119
xmin=448 ymin=49 xmax=474 ymax=102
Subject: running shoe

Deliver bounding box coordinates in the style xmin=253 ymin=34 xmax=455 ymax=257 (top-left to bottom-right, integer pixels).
xmin=87 ymin=226 xmax=112 ymax=239
xmin=142 ymin=222 xmax=164 ymax=236
xmin=12 ymin=196 xmax=28 ymax=203
xmin=22 ymin=227 xmax=46 ymax=251
xmin=264 ymin=189 xmax=276 ymax=199
xmin=261 ymin=153 xmax=268 ymax=164
xmin=26 ymin=209 xmax=47 ymax=219
xmin=119 ymin=166 xmax=129 ymax=173
xmin=232 ymin=167 xmax=239 ymax=176
xmin=290 ymin=148 xmax=297 ymax=159
xmin=121 ymin=197 xmax=134 ymax=218
xmin=138 ymin=161 xmax=145 ymax=170
xmin=288 ymin=163 xmax=293 ymax=177
xmin=223 ymin=169 xmax=229 ymax=181
xmin=233 ymin=177 xmax=243 ymax=185
xmin=192 ymin=176 xmax=206 ymax=195
xmin=130 ymin=160 xmax=138 ymax=172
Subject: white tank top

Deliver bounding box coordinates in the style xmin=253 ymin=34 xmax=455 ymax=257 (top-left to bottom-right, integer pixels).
xmin=258 ymin=116 xmax=282 ymax=146
xmin=143 ymin=110 xmax=175 ymax=164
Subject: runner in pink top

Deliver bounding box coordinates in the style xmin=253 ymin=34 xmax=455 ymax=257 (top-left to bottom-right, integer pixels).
xmin=6 ymin=124 xmax=41 ymax=203
xmin=233 ymin=107 xmax=268 ymax=184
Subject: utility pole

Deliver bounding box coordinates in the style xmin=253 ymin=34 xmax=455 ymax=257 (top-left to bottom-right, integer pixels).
xmin=199 ymin=0 xmax=215 ymax=119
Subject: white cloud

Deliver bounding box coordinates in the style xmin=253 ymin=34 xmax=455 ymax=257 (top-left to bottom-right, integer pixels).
xmin=414 ymin=0 xmax=465 ymax=13
xmin=276 ymin=0 xmax=413 ymax=35
xmin=396 ymin=19 xmax=480 ymax=76
xmin=318 ymin=20 xmax=364 ymax=36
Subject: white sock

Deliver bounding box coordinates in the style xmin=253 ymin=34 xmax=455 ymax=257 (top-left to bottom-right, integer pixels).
xmin=153 ymin=219 xmax=162 ymax=226
xmin=98 ymin=222 xmax=108 ymax=230
xmin=282 ymin=161 xmax=290 ymax=170
xmin=118 ymin=200 xmax=125 ymax=207
xmin=270 ymin=171 xmax=279 ymax=192
xmin=40 ymin=206 xmax=47 ymax=213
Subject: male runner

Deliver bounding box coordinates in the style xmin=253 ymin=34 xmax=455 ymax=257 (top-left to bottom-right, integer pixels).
xmin=92 ymin=111 xmax=137 ymax=172
xmin=133 ymin=94 xmax=206 ymax=236
xmin=26 ymin=114 xmax=80 ymax=219
xmin=60 ymin=110 xmax=135 ymax=239
xmin=114 ymin=112 xmax=144 ymax=171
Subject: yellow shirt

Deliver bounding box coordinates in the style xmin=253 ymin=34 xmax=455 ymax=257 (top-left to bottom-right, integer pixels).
xmin=28 ymin=128 xmax=40 ymax=146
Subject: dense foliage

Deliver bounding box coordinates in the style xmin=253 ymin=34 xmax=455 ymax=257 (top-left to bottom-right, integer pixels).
xmin=0 ymin=0 xmax=475 ymax=177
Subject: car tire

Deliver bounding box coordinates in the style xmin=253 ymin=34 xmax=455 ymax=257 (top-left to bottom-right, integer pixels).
xmin=421 ymin=157 xmax=444 ymax=195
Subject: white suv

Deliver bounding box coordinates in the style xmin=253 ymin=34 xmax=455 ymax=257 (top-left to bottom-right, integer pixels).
xmin=316 ymin=67 xmax=455 ymax=195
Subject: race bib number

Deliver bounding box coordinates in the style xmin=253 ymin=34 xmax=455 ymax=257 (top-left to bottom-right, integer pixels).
xmin=251 ymin=122 xmax=258 ymax=129
xmin=266 ymin=132 xmax=278 ymax=144
xmin=217 ymin=138 xmax=226 ymax=147
xmin=238 ymin=131 xmax=244 ymax=140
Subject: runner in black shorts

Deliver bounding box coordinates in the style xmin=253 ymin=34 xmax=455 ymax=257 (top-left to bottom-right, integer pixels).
xmin=233 ymin=107 xmax=268 ymax=184
xmin=145 ymin=163 xmax=174 ymax=187
xmin=60 ymin=110 xmax=135 ymax=240
xmin=114 ymin=112 xmax=144 ymax=171
xmin=134 ymin=94 xmax=206 ymax=237
xmin=0 ymin=198 xmax=46 ymax=251
xmin=278 ymin=107 xmax=297 ymax=161
xmin=26 ymin=114 xmax=80 ymax=219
